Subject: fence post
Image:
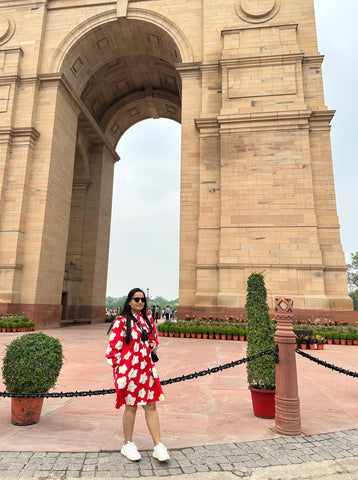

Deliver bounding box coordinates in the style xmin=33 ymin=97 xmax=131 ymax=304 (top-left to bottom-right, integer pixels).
xmin=274 ymin=297 xmax=301 ymax=435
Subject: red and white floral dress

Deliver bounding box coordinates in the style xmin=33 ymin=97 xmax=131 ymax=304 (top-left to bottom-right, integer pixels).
xmin=105 ymin=312 xmax=164 ymax=409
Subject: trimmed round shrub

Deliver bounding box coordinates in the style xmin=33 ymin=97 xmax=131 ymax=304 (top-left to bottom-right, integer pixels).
xmin=2 ymin=332 xmax=63 ymax=394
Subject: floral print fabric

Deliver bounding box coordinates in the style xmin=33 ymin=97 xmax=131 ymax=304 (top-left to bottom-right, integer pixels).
xmin=106 ymin=312 xmax=164 ymax=409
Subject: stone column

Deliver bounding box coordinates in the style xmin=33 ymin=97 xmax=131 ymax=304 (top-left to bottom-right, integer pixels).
xmin=274 ymin=297 xmax=301 ymax=436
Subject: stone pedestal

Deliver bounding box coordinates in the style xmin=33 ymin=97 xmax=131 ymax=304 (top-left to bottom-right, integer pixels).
xmin=274 ymin=297 xmax=301 ymax=436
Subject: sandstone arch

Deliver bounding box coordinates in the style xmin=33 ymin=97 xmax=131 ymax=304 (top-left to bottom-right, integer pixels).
xmin=0 ymin=0 xmax=354 ymax=327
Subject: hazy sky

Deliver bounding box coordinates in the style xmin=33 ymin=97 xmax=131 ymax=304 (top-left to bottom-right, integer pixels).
xmin=106 ymin=0 xmax=358 ymax=301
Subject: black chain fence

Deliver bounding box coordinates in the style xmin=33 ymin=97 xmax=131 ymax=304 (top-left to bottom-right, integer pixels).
xmin=295 ymin=348 xmax=358 ymax=378
xmin=1 ymin=348 xmax=356 ymax=399
xmin=0 ymin=349 xmax=276 ymax=399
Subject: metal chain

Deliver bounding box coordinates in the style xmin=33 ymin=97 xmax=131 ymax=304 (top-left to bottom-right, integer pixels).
xmin=295 ymin=348 xmax=358 ymax=378
xmin=0 ymin=349 xmax=276 ymax=399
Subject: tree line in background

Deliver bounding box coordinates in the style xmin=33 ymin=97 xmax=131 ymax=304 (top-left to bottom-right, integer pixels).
xmin=348 ymin=252 xmax=358 ymax=310
xmin=106 ymin=295 xmax=179 ymax=312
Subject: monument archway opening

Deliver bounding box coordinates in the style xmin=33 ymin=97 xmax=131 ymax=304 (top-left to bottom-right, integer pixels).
xmin=106 ymin=118 xmax=181 ymax=303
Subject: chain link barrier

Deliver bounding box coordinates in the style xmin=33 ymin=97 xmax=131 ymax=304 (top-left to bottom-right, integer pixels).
xmin=295 ymin=348 xmax=358 ymax=378
xmin=0 ymin=349 xmax=276 ymax=399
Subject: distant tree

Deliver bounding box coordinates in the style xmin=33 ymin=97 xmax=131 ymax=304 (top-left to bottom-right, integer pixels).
xmin=349 ymin=291 xmax=358 ymax=311
xmin=347 ymin=252 xmax=358 ymax=292
xmin=105 ymin=296 xmax=126 ymax=311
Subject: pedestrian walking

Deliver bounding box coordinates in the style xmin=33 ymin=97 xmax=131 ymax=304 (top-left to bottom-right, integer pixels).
xmin=105 ymin=288 xmax=170 ymax=462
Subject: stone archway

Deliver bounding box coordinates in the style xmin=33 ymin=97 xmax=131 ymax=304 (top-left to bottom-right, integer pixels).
xmin=0 ymin=0 xmax=354 ymax=328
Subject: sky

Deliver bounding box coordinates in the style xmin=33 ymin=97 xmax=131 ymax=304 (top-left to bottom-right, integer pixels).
xmin=106 ymin=0 xmax=358 ymax=301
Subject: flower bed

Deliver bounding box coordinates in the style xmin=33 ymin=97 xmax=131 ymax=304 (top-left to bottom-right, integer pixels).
xmin=0 ymin=314 xmax=35 ymax=333
xmin=157 ymin=316 xmax=358 ymax=345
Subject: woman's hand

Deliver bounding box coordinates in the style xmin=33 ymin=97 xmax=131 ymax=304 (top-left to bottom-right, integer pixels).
xmin=149 ymin=341 xmax=158 ymax=354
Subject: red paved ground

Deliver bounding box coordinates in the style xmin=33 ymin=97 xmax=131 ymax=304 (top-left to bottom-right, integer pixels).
xmin=0 ymin=324 xmax=357 ymax=452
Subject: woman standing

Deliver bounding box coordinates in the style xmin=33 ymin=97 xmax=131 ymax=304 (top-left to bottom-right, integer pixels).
xmin=106 ymin=288 xmax=170 ymax=462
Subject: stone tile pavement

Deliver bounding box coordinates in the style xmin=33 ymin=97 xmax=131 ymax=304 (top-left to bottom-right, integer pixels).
xmin=0 ymin=429 xmax=357 ymax=479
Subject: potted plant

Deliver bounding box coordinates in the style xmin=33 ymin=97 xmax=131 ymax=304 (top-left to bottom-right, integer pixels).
xmin=306 ymin=335 xmax=315 ymax=350
xmin=179 ymin=326 xmax=185 ymax=338
xmin=2 ymin=332 xmax=63 ymax=425
xmin=220 ymin=327 xmax=227 ymax=340
xmin=339 ymin=332 xmax=346 ymax=345
xmin=190 ymin=325 xmax=197 ymax=338
xmin=215 ymin=326 xmax=221 ymax=340
xmin=208 ymin=327 xmax=215 ymax=339
xmin=157 ymin=324 xmax=164 ymax=337
xmin=232 ymin=326 xmax=239 ymax=341
xmin=168 ymin=325 xmax=175 ymax=337
xmin=346 ymin=333 xmax=353 ymax=346
xmin=226 ymin=327 xmax=233 ymax=341
xmin=202 ymin=325 xmax=208 ymax=339
xmin=325 ymin=331 xmax=333 ymax=344
xmin=196 ymin=326 xmax=203 ymax=339
xmin=332 ymin=331 xmax=339 ymax=345
xmin=245 ymin=272 xmax=276 ymax=419
xmin=163 ymin=325 xmax=169 ymax=337
xmin=173 ymin=325 xmax=180 ymax=338
xmin=239 ymin=329 xmax=246 ymax=341
xmin=353 ymin=332 xmax=358 ymax=346
xmin=315 ymin=335 xmax=325 ymax=350
xmin=185 ymin=325 xmax=191 ymax=338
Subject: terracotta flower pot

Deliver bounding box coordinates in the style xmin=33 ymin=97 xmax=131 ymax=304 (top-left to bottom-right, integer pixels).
xmin=11 ymin=396 xmax=45 ymax=426
xmin=215 ymin=334 xmax=220 ymax=340
xmin=197 ymin=333 xmax=202 ymax=339
xmin=333 ymin=339 xmax=340 ymax=345
xmin=317 ymin=344 xmax=324 ymax=350
xmin=203 ymin=334 xmax=208 ymax=339
xmin=353 ymin=340 xmax=358 ymax=346
xmin=227 ymin=335 xmax=232 ymax=341
xmin=209 ymin=334 xmax=214 ymax=339
xmin=249 ymin=386 xmax=275 ymax=419
xmin=347 ymin=340 xmax=352 ymax=346
xmin=326 ymin=339 xmax=332 ymax=345
xmin=239 ymin=336 xmax=245 ymax=341
xmin=233 ymin=336 xmax=239 ymax=341
xmin=301 ymin=344 xmax=307 ymax=350
xmin=309 ymin=344 xmax=315 ymax=350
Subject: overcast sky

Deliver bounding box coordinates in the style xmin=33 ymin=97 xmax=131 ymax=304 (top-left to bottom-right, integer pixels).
xmin=106 ymin=0 xmax=358 ymax=301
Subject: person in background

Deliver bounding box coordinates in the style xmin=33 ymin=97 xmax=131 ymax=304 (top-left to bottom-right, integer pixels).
xmin=106 ymin=288 xmax=170 ymax=462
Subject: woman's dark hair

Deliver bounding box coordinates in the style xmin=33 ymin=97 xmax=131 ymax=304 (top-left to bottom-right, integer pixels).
xmin=121 ymin=288 xmax=153 ymax=344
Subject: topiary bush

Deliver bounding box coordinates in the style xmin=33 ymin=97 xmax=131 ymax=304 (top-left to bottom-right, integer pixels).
xmin=2 ymin=332 xmax=63 ymax=394
xmin=245 ymin=272 xmax=276 ymax=390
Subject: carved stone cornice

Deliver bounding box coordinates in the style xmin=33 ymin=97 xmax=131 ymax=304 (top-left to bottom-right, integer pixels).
xmin=217 ymin=109 xmax=311 ymax=134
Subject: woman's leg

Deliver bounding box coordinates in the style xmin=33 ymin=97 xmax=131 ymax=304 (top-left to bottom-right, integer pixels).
xmin=142 ymin=402 xmax=160 ymax=445
xmin=123 ymin=405 xmax=138 ymax=443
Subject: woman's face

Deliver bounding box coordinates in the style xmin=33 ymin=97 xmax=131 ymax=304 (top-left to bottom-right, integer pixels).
xmin=129 ymin=291 xmax=146 ymax=314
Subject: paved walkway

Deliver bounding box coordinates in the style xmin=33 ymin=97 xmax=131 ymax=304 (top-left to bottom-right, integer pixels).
xmin=0 ymin=429 xmax=357 ymax=479
xmin=0 ymin=323 xmax=358 ymax=479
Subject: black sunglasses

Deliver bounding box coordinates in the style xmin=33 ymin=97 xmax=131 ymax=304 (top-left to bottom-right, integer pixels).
xmin=132 ymin=297 xmax=145 ymax=303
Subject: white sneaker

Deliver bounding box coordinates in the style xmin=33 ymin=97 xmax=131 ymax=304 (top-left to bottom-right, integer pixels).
xmin=153 ymin=442 xmax=170 ymax=462
xmin=121 ymin=441 xmax=141 ymax=461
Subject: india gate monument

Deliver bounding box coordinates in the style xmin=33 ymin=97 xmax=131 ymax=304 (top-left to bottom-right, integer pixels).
xmin=0 ymin=0 xmax=354 ymax=328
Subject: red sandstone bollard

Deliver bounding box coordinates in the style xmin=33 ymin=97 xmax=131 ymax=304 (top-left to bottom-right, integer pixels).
xmin=274 ymin=297 xmax=301 ymax=435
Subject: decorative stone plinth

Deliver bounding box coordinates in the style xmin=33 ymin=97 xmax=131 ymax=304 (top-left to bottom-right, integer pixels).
xmin=274 ymin=297 xmax=301 ymax=436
